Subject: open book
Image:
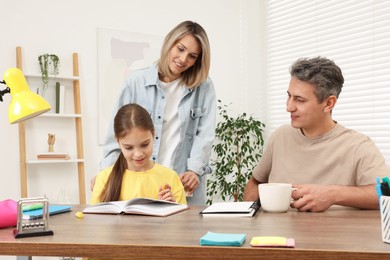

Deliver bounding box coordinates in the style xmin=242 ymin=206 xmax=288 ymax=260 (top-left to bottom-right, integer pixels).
xmin=83 ymin=198 xmax=189 ymax=217
xmin=200 ymin=200 xmax=260 ymax=217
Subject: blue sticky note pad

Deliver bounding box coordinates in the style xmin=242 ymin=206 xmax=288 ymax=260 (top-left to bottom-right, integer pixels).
xmin=200 ymin=231 xmax=246 ymax=246
xmin=23 ymin=205 xmax=72 ymax=220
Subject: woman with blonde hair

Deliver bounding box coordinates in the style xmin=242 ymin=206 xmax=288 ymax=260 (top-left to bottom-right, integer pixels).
xmin=98 ymin=21 xmax=216 ymax=206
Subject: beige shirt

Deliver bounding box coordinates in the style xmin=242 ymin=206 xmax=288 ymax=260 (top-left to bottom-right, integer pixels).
xmin=253 ymin=123 xmax=389 ymax=185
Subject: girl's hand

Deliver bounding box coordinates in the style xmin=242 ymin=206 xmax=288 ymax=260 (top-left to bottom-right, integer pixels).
xmin=158 ymin=184 xmax=174 ymax=202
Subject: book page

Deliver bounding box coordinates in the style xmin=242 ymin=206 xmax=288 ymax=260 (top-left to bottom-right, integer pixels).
xmin=123 ymin=202 xmax=188 ymax=217
xmin=83 ymin=201 xmax=126 ymax=214
xmin=202 ymin=202 xmax=254 ymax=214
xmin=124 ymin=197 xmax=180 ymax=206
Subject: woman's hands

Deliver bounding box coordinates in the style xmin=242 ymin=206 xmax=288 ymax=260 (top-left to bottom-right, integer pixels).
xmin=159 ymin=184 xmax=175 ymax=202
xmin=180 ymin=170 xmax=200 ymax=196
xmin=159 ymin=169 xmax=200 ymax=202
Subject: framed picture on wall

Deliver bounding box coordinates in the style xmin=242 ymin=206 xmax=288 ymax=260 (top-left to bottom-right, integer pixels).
xmin=97 ymin=28 xmax=163 ymax=144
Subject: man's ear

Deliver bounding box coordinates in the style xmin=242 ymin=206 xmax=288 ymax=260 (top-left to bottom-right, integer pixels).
xmin=324 ymin=95 xmax=337 ymax=112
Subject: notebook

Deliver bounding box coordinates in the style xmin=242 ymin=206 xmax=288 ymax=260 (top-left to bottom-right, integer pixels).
xmin=199 ymin=200 xmax=260 ymax=217
xmin=23 ymin=205 xmax=72 ymax=220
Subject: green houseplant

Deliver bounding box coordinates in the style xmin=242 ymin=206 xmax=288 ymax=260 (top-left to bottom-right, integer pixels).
xmin=207 ymin=100 xmax=265 ymax=204
xmin=38 ymin=53 xmax=60 ymax=92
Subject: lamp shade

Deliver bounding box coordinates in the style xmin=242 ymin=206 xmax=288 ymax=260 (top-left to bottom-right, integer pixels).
xmin=3 ymin=68 xmax=51 ymax=124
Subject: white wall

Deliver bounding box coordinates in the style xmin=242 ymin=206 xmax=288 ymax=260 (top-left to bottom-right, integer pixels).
xmin=0 ymin=0 xmax=263 ymax=203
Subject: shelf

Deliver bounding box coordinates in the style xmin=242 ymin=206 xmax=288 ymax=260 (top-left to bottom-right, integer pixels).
xmin=27 ymin=159 xmax=85 ymax=164
xmin=17 ymin=46 xmax=86 ymax=204
xmin=38 ymin=113 xmax=82 ymax=118
xmin=25 ymin=74 xmax=79 ymax=81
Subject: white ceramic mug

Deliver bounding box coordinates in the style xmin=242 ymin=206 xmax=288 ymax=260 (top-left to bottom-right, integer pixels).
xmin=258 ymin=183 xmax=295 ymax=213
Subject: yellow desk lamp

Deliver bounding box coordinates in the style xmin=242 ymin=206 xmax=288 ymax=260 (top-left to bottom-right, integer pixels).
xmin=0 ymin=68 xmax=51 ymax=123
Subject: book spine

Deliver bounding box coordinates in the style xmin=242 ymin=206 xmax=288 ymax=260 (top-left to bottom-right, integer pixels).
xmin=55 ymin=82 xmax=60 ymax=113
xmin=59 ymin=85 xmax=65 ymax=114
xmin=55 ymin=82 xmax=65 ymax=114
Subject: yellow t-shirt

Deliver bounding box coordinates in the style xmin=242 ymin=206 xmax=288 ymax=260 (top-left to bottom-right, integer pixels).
xmin=91 ymin=163 xmax=187 ymax=205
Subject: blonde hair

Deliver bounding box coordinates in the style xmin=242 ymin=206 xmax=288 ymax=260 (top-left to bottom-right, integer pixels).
xmin=158 ymin=21 xmax=211 ymax=88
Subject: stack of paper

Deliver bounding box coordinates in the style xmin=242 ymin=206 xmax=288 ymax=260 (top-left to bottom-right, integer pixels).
xmin=200 ymin=231 xmax=246 ymax=246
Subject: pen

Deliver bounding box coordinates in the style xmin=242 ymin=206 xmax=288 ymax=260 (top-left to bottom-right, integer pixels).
xmin=376 ymin=177 xmax=382 ymax=199
xmin=250 ymin=200 xmax=261 ymax=210
xmin=22 ymin=203 xmax=43 ymax=212
xmin=382 ymin=176 xmax=390 ymax=186
xmin=381 ymin=177 xmax=390 ymax=196
xmin=381 ymin=182 xmax=390 ymax=196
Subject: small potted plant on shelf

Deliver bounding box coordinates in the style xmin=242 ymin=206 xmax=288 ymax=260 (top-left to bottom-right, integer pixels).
xmin=206 ymin=100 xmax=266 ymax=205
xmin=38 ymin=53 xmax=60 ymax=95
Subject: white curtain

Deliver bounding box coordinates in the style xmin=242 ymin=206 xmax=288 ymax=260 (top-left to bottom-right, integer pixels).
xmin=265 ymin=0 xmax=390 ymax=163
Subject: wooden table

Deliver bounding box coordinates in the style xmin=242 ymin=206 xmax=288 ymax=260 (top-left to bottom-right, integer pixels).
xmin=0 ymin=205 xmax=389 ymax=259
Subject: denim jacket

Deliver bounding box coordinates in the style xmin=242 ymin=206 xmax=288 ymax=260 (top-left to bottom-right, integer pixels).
xmin=100 ymin=64 xmax=216 ymax=205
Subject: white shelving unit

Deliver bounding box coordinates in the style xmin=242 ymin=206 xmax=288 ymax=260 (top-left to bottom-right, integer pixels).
xmin=16 ymin=46 xmax=86 ymax=204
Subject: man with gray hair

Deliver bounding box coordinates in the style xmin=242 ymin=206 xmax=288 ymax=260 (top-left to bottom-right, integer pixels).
xmin=244 ymin=57 xmax=389 ymax=212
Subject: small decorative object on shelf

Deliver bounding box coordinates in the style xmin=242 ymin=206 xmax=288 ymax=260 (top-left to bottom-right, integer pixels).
xmin=36 ymin=133 xmax=70 ymax=160
xmin=38 ymin=53 xmax=60 ymax=95
xmin=13 ymin=196 xmax=54 ymax=238
xmin=48 ymin=133 xmax=55 ymax=152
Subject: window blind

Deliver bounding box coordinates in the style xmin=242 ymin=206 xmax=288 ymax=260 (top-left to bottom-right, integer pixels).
xmin=265 ymin=0 xmax=390 ymax=163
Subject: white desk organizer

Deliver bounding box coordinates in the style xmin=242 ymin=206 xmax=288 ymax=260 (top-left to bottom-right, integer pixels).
xmin=380 ymin=196 xmax=390 ymax=243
